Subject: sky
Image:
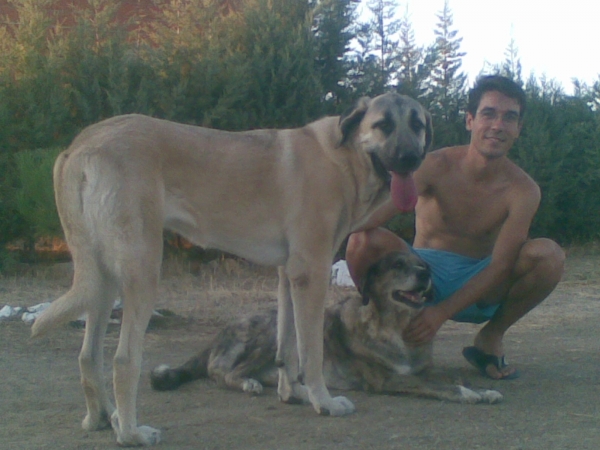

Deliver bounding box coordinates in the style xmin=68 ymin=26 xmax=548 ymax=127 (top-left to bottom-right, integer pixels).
xmin=359 ymin=0 xmax=600 ymax=94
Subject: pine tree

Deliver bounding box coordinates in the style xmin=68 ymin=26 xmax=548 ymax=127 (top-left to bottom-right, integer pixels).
xmin=206 ymin=0 xmax=323 ymax=129
xmin=54 ymin=0 xmax=154 ymax=125
xmin=485 ymin=37 xmax=523 ymax=86
xmin=365 ymin=0 xmax=401 ymax=93
xmin=427 ymin=0 xmax=467 ymax=122
xmin=346 ymin=21 xmax=379 ymax=97
xmin=501 ymin=37 xmax=523 ymax=84
xmin=424 ymin=0 xmax=468 ymax=146
xmin=591 ymin=76 xmax=600 ymax=112
xmin=395 ymin=6 xmax=427 ymax=100
xmin=311 ymin=0 xmax=358 ymax=111
xmin=347 ymin=0 xmax=401 ymax=97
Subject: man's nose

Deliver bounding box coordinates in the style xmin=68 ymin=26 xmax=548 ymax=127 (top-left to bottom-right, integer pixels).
xmin=490 ymin=115 xmax=506 ymax=129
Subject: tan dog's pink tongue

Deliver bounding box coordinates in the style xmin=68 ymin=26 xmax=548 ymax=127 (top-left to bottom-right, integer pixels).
xmin=390 ymin=173 xmax=417 ymax=212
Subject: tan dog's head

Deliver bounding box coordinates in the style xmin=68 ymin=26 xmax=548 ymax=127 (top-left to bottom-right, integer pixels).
xmin=338 ymin=93 xmax=433 ymax=178
xmin=360 ymin=251 xmax=432 ymax=310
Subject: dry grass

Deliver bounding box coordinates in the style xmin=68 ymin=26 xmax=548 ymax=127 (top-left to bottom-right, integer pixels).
xmin=157 ymin=255 xmax=280 ymax=325
xmin=559 ymin=244 xmax=600 ymax=287
xmin=157 ymin=255 xmax=356 ymax=324
xmin=0 ymin=254 xmax=359 ymax=329
xmin=3 ymin=244 xmax=598 ymax=327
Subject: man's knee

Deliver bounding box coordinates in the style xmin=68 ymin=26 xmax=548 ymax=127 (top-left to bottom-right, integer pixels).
xmin=520 ymin=238 xmax=565 ymax=282
xmin=346 ymin=228 xmax=408 ymax=286
xmin=347 ymin=228 xmax=406 ymax=259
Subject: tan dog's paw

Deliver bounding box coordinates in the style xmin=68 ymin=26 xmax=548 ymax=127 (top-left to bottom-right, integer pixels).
xmin=111 ymin=412 xmax=161 ymax=446
xmin=278 ymin=383 xmax=310 ymax=404
xmin=277 ymin=373 xmax=310 ymax=404
xmin=82 ymin=410 xmax=113 ymax=431
xmin=315 ymin=396 xmax=356 ymax=416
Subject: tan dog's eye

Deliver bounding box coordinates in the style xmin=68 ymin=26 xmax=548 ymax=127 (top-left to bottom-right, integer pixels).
xmin=410 ymin=110 xmax=425 ymax=133
xmin=373 ymin=118 xmax=395 ymax=136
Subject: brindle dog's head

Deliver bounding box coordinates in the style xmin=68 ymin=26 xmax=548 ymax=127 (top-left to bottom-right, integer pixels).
xmin=338 ymin=93 xmax=433 ymax=180
xmin=360 ymin=251 xmax=432 ymax=310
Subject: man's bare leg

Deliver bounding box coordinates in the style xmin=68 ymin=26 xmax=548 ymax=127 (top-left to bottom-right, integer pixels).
xmin=472 ymin=238 xmax=565 ymax=379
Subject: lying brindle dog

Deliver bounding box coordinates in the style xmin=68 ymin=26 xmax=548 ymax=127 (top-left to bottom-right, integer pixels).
xmin=151 ymin=252 xmax=502 ymax=404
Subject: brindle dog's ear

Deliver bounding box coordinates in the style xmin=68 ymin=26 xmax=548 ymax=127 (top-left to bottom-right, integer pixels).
xmin=361 ymin=288 xmax=370 ymax=306
xmin=359 ymin=263 xmax=378 ymax=306
xmin=424 ymin=109 xmax=434 ymax=151
xmin=338 ymin=97 xmax=371 ymax=147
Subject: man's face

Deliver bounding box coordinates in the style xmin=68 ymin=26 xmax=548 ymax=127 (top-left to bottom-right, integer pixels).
xmin=466 ymin=90 xmax=522 ymax=159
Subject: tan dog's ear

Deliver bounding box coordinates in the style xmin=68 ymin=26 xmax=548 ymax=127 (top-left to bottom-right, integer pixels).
xmin=338 ymin=97 xmax=371 ymax=147
xmin=424 ymin=109 xmax=434 ymax=151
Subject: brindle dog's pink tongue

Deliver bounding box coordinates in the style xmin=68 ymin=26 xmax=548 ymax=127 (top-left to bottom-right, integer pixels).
xmin=390 ymin=173 xmax=417 ymax=212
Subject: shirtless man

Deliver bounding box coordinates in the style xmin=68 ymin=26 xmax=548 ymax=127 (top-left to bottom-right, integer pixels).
xmin=346 ymin=75 xmax=565 ymax=380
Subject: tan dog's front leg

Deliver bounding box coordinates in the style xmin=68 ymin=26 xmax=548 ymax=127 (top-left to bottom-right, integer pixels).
xmin=288 ymin=258 xmax=355 ymax=416
xmin=276 ymin=267 xmax=309 ymax=404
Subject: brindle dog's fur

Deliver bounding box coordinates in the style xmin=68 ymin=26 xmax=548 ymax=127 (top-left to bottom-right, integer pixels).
xmin=151 ymin=252 xmax=502 ymax=404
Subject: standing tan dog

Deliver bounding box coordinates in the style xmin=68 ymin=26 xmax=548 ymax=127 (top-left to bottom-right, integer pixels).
xmin=31 ymin=93 xmax=432 ymax=446
xmin=150 ymin=252 xmax=502 ymax=404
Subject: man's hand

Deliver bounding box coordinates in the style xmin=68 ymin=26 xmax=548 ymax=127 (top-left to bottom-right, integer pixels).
xmin=402 ymin=305 xmax=449 ymax=345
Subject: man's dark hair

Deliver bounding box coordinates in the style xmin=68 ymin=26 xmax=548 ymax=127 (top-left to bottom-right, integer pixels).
xmin=467 ymin=75 xmax=527 ymax=120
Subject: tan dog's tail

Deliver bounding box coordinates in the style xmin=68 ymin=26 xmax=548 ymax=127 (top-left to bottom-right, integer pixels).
xmin=30 ymin=289 xmax=89 ymax=338
xmin=31 ymin=148 xmax=103 ymax=338
xmin=150 ymin=347 xmax=211 ymax=391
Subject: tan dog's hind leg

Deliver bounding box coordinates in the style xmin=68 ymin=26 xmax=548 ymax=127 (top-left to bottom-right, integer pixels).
xmin=79 ymin=267 xmax=118 ymax=431
xmin=32 ymin=255 xmax=118 ymax=431
xmin=286 ymin=255 xmax=355 ymax=416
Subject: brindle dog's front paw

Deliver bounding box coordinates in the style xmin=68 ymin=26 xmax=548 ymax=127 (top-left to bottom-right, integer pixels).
xmin=242 ymin=378 xmax=264 ymax=395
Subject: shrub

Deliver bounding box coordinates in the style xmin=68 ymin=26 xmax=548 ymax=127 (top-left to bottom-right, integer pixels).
xmin=13 ymin=147 xmax=63 ymax=247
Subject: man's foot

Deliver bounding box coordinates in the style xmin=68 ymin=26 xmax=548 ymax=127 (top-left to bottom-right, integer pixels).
xmin=462 ymin=346 xmax=520 ymax=380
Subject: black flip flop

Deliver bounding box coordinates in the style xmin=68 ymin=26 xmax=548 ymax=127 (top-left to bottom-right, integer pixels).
xmin=462 ymin=346 xmax=520 ymax=380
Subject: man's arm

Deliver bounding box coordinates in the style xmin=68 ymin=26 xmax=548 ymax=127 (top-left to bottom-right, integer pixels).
xmin=353 ymin=198 xmax=399 ymax=233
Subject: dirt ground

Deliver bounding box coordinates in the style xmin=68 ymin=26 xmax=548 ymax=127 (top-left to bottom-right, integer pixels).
xmin=1 ymin=250 xmax=600 ymax=450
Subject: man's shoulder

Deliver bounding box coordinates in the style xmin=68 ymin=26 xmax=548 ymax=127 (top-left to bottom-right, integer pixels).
xmin=416 ymin=146 xmax=464 ymax=194
xmin=429 ymin=145 xmax=467 ymax=158
xmin=507 ymin=161 xmax=541 ymax=200
xmin=423 ymin=145 xmax=466 ymax=169
xmin=505 ymin=159 xmax=539 ymax=188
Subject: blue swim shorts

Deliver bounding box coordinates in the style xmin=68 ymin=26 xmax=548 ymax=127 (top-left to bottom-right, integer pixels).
xmin=413 ymin=248 xmax=499 ymax=324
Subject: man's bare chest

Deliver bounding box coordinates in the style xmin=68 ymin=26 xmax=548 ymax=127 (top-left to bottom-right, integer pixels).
xmin=427 ymin=183 xmax=509 ymax=238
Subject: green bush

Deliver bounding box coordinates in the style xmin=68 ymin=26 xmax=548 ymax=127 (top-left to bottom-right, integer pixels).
xmin=13 ymin=147 xmax=63 ymax=243
xmin=0 ymin=153 xmax=24 ymax=247
xmin=0 ymin=0 xmax=599 ymax=248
